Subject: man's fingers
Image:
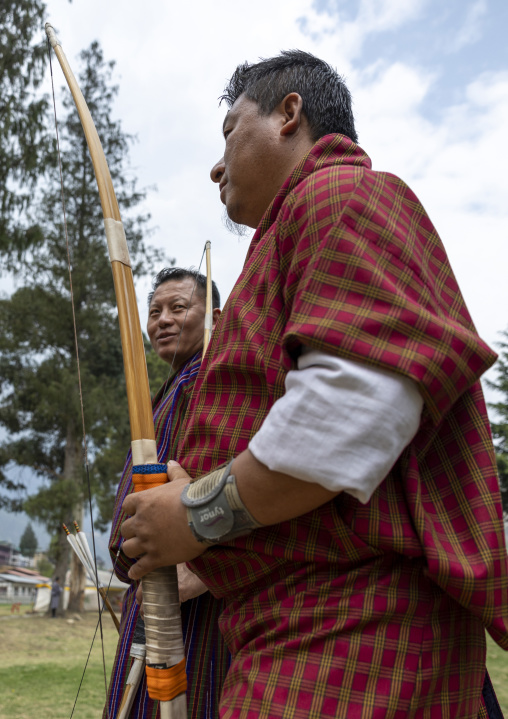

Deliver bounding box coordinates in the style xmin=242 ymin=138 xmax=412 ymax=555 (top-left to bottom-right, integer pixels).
xmin=121 ymin=516 xmax=135 ymax=540
xmin=167 ymin=460 xmax=191 ymax=482
xmin=122 ymin=492 xmax=137 ymax=516
xmin=122 ymin=536 xmax=144 ymax=559
xmin=128 ymin=554 xmax=155 ymax=581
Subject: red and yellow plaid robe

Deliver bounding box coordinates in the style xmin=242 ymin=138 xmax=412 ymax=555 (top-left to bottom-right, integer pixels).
xmin=179 ymin=135 xmax=508 ymax=718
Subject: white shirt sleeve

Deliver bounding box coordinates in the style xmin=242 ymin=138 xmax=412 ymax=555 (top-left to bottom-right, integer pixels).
xmin=248 ymin=347 xmax=423 ymax=504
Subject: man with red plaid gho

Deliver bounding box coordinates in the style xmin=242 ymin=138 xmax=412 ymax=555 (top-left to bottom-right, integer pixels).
xmin=121 ymin=51 xmax=508 ymax=717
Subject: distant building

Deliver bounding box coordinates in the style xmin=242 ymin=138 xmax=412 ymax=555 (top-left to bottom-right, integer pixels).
xmin=0 ymin=541 xmax=33 ymax=568
xmin=0 ymin=542 xmax=14 ymax=565
xmin=33 ymin=568 xmax=128 ymax=614
xmin=0 ymin=566 xmax=51 ymax=605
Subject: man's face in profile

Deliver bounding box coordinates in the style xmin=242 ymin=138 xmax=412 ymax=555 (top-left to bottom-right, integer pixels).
xmin=210 ymin=95 xmax=287 ymax=229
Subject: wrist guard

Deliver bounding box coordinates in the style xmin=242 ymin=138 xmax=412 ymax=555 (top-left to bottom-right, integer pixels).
xmin=181 ymin=461 xmax=262 ymax=545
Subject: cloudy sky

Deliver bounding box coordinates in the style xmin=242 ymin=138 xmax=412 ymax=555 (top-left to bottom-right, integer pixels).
xmin=3 ymin=0 xmax=508 ymax=552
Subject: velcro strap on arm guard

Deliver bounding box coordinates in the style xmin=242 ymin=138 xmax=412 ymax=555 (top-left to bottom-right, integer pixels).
xmin=181 ymin=461 xmax=262 ymax=545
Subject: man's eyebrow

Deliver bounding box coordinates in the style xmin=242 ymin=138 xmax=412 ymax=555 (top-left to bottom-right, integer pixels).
xmin=150 ymin=292 xmax=188 ymax=306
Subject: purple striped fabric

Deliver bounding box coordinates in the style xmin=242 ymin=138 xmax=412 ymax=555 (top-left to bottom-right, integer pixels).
xmin=105 ymin=352 xmax=230 ymax=718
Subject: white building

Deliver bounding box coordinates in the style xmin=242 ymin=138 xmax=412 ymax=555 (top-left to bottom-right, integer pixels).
xmin=0 ymin=567 xmax=50 ymax=605
xmin=33 ymin=568 xmax=128 ymax=614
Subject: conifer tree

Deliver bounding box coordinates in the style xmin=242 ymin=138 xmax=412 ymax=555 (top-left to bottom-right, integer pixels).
xmin=0 ymin=41 xmax=167 ymax=610
xmin=0 ymin=0 xmax=51 ymax=262
xmin=488 ymin=330 xmax=508 ymax=516
xmin=19 ymin=522 xmax=38 ymax=557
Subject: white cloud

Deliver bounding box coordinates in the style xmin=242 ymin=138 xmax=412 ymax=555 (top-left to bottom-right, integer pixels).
xmin=356 ymin=0 xmax=429 ymax=33
xmin=296 ymin=0 xmax=429 ymax=63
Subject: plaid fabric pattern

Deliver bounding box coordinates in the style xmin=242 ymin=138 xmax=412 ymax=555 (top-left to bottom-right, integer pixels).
xmin=178 ymin=135 xmax=508 ymax=717
xmin=105 ymin=352 xmax=230 ymax=718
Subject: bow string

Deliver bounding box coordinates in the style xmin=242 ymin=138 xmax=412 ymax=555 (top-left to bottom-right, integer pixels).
xmin=45 ymin=23 xmax=187 ymax=719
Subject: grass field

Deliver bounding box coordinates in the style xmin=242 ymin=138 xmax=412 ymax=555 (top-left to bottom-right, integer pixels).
xmin=0 ymin=603 xmax=35 ymax=617
xmin=0 ymin=611 xmax=118 ymax=719
xmin=0 ymin=611 xmax=506 ymax=717
xmin=487 ymin=634 xmax=508 ymax=714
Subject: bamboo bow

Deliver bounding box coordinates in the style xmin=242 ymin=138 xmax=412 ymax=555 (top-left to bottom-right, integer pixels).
xmin=46 ymin=24 xmax=187 ymax=718
xmin=203 ymin=240 xmax=213 ymax=352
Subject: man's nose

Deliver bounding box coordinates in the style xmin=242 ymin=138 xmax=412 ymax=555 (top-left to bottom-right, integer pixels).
xmin=158 ymin=309 xmax=175 ymax=325
xmin=210 ymin=157 xmax=225 ymax=183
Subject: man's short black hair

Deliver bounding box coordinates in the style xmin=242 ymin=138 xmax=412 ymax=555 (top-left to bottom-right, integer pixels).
xmin=148 ymin=267 xmax=220 ymax=310
xmin=220 ymin=49 xmax=358 ymax=144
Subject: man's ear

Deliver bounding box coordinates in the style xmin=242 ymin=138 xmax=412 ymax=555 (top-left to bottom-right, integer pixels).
xmin=279 ymin=93 xmax=304 ymax=137
xmin=211 ymin=307 xmax=221 ymax=329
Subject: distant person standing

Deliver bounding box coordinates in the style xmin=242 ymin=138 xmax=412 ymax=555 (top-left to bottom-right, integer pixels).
xmin=50 ymin=576 xmax=62 ymax=618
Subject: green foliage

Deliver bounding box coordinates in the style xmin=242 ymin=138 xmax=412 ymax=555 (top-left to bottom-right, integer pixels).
xmin=0 ymin=0 xmax=53 ymax=263
xmin=0 ymin=41 xmax=170 ymax=541
xmin=36 ymin=555 xmax=54 ymax=577
xmin=45 ymin=533 xmax=64 ymax=566
xmin=19 ymin=521 xmax=37 ymax=557
xmin=487 ymin=329 xmax=508 ymax=514
xmin=495 ymin=454 xmax=508 ymax=515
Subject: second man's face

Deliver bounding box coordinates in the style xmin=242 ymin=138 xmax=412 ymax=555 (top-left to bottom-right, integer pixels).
xmin=147 ymin=277 xmax=206 ymax=370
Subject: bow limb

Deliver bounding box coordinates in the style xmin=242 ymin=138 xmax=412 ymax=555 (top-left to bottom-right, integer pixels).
xmin=203 ymin=240 xmax=213 ymax=352
xmin=46 ymin=25 xmax=187 ymax=718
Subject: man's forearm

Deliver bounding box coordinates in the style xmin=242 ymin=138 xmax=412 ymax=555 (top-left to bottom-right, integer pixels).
xmin=231 ymin=449 xmax=340 ymax=527
xmin=121 ymin=455 xmax=339 ymax=578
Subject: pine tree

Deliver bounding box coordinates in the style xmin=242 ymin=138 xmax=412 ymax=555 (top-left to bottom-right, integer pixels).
xmin=19 ymin=522 xmax=38 ymax=557
xmin=0 ymin=41 xmax=168 ymax=610
xmin=0 ymin=0 xmax=52 ymax=262
xmin=487 ymin=329 xmax=508 ymax=515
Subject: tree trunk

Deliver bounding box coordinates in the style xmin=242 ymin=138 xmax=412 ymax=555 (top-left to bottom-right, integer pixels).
xmin=68 ymin=500 xmax=86 ymax=612
xmin=49 ymin=530 xmax=70 ymax=617
xmin=64 ymin=420 xmax=86 ymax=613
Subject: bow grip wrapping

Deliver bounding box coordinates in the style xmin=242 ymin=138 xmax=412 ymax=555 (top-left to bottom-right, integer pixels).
xmin=131 ymin=464 xmax=187 ymax=713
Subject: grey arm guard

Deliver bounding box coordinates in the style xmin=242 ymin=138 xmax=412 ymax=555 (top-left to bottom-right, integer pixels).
xmin=181 ymin=461 xmax=263 ymax=545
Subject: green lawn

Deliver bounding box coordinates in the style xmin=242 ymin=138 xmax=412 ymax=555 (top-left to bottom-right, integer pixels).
xmin=0 ymin=603 xmax=33 ymax=617
xmin=0 ymin=612 xmax=506 ymax=717
xmin=0 ymin=612 xmax=117 ymax=719
xmin=487 ymin=633 xmax=508 ymax=714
